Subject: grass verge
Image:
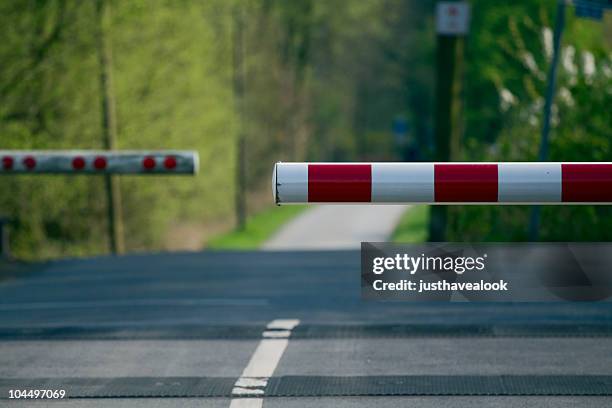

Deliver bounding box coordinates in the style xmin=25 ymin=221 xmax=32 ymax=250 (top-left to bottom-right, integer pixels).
xmin=207 ymin=205 xmax=307 ymax=249
xmin=391 ymin=205 xmax=430 ymax=243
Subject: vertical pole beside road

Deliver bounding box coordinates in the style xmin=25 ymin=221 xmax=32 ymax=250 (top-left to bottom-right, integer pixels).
xmin=0 ymin=218 xmax=10 ymax=260
xmin=529 ymin=0 xmax=566 ymax=241
xmin=96 ymin=0 xmax=124 ymax=255
xmin=233 ymin=5 xmax=247 ymax=231
xmin=429 ymin=1 xmax=469 ymax=241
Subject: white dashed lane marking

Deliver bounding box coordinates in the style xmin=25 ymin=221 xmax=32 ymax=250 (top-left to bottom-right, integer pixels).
xmin=228 ymin=319 xmax=300 ymax=407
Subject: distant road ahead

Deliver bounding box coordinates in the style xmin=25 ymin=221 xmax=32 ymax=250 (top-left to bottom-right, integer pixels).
xmin=263 ymin=204 xmax=408 ymax=250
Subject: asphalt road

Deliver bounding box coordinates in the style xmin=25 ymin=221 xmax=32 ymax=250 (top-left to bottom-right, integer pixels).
xmin=263 ymin=205 xmax=408 ymax=249
xmin=0 ymin=250 xmax=611 ymax=407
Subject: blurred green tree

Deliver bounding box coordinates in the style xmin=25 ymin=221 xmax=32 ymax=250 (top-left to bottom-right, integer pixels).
xmin=446 ymin=0 xmax=612 ymax=241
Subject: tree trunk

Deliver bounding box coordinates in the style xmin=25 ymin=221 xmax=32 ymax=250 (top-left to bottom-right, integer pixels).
xmin=233 ymin=5 xmax=247 ymax=230
xmin=96 ymin=0 xmax=124 ymax=254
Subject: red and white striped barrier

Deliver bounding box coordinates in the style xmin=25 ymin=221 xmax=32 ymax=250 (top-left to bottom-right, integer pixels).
xmin=273 ymin=162 xmax=612 ymax=204
xmin=0 ymin=151 xmax=198 ymax=175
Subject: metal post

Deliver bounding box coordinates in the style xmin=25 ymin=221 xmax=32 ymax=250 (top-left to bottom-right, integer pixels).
xmin=529 ymin=0 xmax=566 ymax=241
xmin=233 ymin=5 xmax=247 ymax=231
xmin=0 ymin=218 xmax=10 ymax=260
xmin=429 ymin=9 xmax=465 ymax=242
xmin=96 ymin=0 xmax=125 ymax=254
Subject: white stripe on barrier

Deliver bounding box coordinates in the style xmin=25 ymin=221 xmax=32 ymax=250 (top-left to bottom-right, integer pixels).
xmin=372 ymin=162 xmax=434 ymax=202
xmin=274 ymin=162 xmax=308 ymax=203
xmin=498 ymin=162 xmax=561 ymax=202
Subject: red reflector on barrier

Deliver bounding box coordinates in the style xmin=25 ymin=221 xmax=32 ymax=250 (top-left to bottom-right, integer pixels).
xmin=562 ymin=164 xmax=612 ymax=202
xmin=23 ymin=156 xmax=36 ymax=170
xmin=308 ymin=164 xmax=371 ymax=202
xmin=164 ymin=156 xmax=177 ymax=169
xmin=143 ymin=156 xmax=156 ymax=170
xmin=2 ymin=156 xmax=13 ymax=170
xmin=72 ymin=157 xmax=86 ymax=170
xmin=93 ymin=156 xmax=107 ymax=170
xmin=435 ymin=164 xmax=498 ymax=202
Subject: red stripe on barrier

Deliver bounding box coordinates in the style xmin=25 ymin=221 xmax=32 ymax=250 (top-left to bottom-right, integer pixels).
xmin=308 ymin=164 xmax=371 ymax=202
xmin=562 ymin=163 xmax=612 ymax=202
xmin=435 ymin=164 xmax=498 ymax=202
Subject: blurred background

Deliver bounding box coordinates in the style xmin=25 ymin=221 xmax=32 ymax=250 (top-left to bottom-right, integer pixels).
xmin=0 ymin=0 xmax=610 ymax=261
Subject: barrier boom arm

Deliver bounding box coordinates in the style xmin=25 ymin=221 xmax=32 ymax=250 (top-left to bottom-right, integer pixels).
xmin=273 ymin=162 xmax=612 ymax=204
xmin=0 ymin=150 xmax=198 ymax=175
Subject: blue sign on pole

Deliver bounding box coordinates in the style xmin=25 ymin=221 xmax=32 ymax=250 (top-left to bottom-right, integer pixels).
xmin=392 ymin=118 xmax=408 ymax=136
xmin=574 ymin=0 xmax=611 ymax=21
xmin=392 ymin=117 xmax=409 ymax=146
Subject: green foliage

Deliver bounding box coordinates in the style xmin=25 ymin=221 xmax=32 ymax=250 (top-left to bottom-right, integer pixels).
xmin=207 ymin=205 xmax=306 ymax=249
xmin=447 ymin=1 xmax=612 ymax=242
xmin=0 ymin=1 xmax=238 ymax=258
xmin=392 ymin=205 xmax=430 ymax=243
xmin=0 ymin=0 xmax=433 ymax=259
